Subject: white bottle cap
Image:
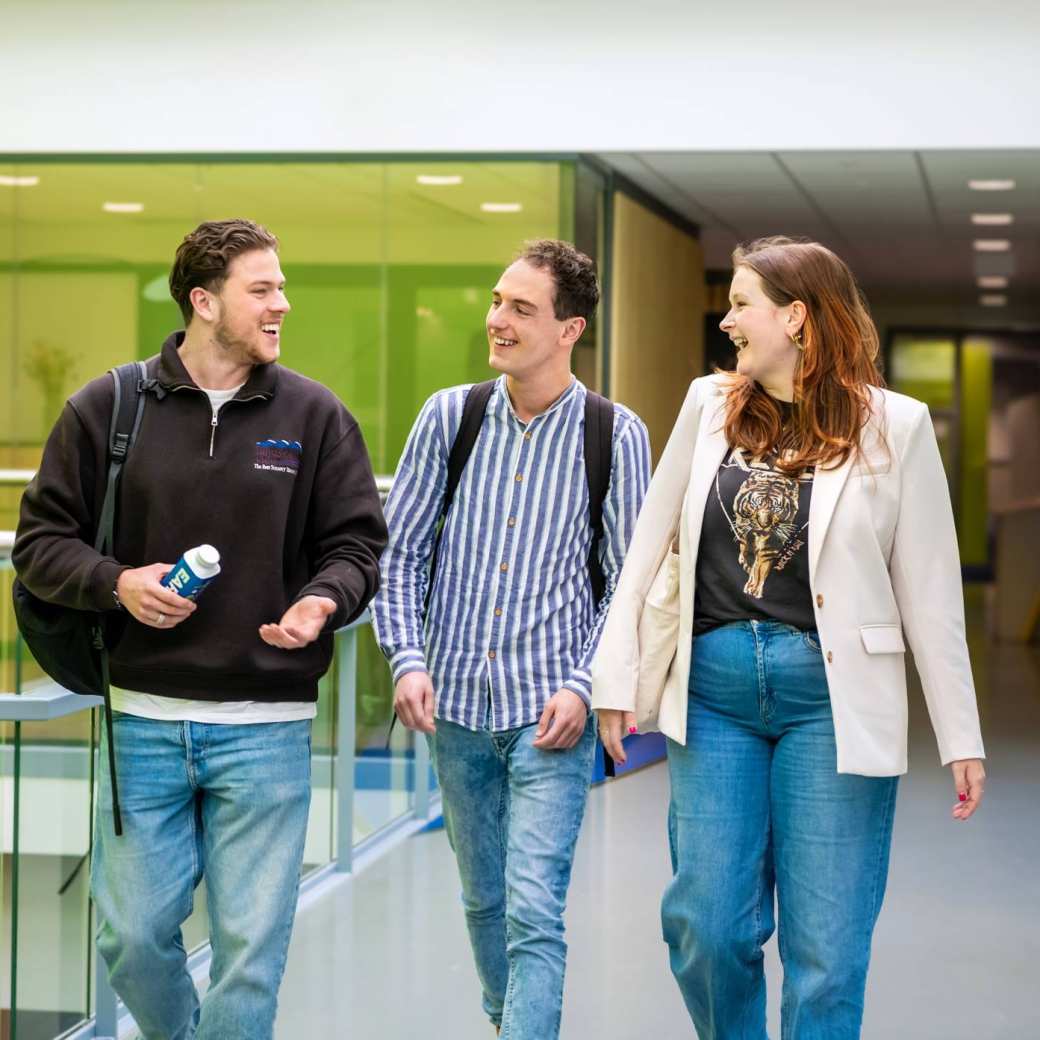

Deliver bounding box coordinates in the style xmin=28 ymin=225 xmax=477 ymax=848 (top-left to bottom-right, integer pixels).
xmin=197 ymin=544 xmax=220 ymax=568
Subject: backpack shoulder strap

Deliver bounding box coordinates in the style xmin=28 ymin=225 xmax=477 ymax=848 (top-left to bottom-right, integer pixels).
xmin=423 ymin=380 xmax=497 ymax=611
xmin=94 ymin=361 xmax=148 ymax=555
xmin=583 ymin=389 xmax=615 ymax=606
xmin=443 ymin=380 xmax=496 ymax=518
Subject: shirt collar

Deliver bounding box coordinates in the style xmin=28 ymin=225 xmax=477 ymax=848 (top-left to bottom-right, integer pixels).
xmin=493 ymin=374 xmax=582 ymax=425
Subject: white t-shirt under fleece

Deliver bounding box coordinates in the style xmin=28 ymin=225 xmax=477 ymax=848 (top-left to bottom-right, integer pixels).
xmin=111 ymin=384 xmax=318 ymax=724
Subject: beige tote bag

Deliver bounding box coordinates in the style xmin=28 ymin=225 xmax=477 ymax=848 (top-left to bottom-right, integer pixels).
xmin=633 ymin=540 xmax=682 ymax=733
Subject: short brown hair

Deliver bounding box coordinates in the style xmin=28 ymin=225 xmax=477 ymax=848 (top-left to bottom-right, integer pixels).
xmin=169 ymin=219 xmax=279 ymax=324
xmin=517 ymin=239 xmax=599 ymax=323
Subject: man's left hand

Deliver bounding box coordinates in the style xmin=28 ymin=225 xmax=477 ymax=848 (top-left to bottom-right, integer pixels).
xmin=532 ymin=689 xmax=588 ymax=750
xmin=260 ymin=595 xmax=337 ymax=649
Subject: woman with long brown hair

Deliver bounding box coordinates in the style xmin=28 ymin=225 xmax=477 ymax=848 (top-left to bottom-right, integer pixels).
xmin=592 ymin=237 xmax=985 ymax=1039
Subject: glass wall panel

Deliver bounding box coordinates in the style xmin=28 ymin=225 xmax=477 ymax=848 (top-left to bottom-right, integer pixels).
xmin=2 ymin=634 xmax=95 ymax=1040
xmin=889 ymin=335 xmax=957 ymax=478
xmin=889 ymin=333 xmax=994 ymax=567
xmin=0 ymin=158 xmax=570 ymax=985
xmin=1 ymin=158 xmax=565 ymax=482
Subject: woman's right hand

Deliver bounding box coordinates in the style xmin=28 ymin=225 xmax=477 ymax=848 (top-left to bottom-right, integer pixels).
xmin=598 ymin=708 xmax=638 ymax=767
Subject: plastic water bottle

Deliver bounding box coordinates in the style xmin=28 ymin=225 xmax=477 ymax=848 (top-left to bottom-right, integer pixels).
xmin=161 ymin=544 xmax=221 ymax=601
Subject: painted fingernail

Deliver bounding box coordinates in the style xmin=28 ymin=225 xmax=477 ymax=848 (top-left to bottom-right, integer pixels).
xmin=958 ymin=792 xmax=967 ymax=802
xmin=628 ymin=726 xmax=637 ymax=734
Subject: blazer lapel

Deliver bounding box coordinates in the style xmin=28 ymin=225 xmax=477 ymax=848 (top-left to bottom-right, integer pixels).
xmin=808 ymin=451 xmax=855 ymax=587
xmin=684 ymin=392 xmax=730 ymax=552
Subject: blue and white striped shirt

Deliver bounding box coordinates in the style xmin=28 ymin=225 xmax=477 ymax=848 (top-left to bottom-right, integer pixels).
xmin=371 ymin=376 xmax=651 ymax=732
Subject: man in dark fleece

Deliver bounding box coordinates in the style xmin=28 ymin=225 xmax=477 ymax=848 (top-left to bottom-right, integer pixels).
xmin=13 ymin=219 xmax=387 ymax=1040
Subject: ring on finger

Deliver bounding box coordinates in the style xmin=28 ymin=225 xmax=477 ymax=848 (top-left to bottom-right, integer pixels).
xmin=155 ymin=612 xmax=166 ymax=625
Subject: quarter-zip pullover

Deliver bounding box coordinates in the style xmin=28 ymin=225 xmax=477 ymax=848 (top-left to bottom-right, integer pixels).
xmin=14 ymin=332 xmax=388 ymax=703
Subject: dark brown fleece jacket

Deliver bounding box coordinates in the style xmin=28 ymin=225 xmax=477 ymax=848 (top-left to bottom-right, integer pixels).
xmin=14 ymin=332 xmax=387 ymax=702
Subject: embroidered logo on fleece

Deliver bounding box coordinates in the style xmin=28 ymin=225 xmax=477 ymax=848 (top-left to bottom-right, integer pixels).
xmin=255 ymin=439 xmax=302 ymax=474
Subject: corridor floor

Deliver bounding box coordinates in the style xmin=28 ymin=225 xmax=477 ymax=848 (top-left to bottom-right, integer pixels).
xmin=275 ymin=617 xmax=1039 ymax=1039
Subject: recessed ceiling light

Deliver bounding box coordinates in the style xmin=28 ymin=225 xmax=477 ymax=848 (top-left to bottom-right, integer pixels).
xmin=103 ymin=202 xmax=144 ymax=213
xmin=979 ymin=294 xmax=1008 ymax=307
xmin=977 ymin=276 xmax=1009 ymax=289
xmin=0 ymin=174 xmax=40 ymax=187
xmin=973 ymin=239 xmax=1010 ymax=252
xmin=971 ymin=213 xmax=1014 ymax=226
xmin=968 ymin=179 xmax=1015 ymax=191
xmin=417 ymin=174 xmax=463 ymax=186
xmin=481 ymin=202 xmax=523 ymax=213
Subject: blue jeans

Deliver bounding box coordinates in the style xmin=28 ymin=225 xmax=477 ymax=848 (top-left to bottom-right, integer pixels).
xmin=430 ymin=715 xmax=596 ymax=1040
xmin=91 ymin=714 xmax=312 ymax=1040
xmin=663 ymin=621 xmax=899 ymax=1040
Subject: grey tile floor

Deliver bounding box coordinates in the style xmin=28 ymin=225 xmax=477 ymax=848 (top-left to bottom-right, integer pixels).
xmin=275 ymin=620 xmax=1040 ymax=1039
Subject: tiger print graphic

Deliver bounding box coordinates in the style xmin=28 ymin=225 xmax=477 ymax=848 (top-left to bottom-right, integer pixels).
xmin=720 ymin=448 xmax=813 ymax=600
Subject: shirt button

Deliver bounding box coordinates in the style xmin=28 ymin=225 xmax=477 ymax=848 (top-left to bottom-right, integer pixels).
xmin=826 ymin=651 xmax=833 ymax=663
xmin=816 ymin=593 xmax=824 ymax=607
xmin=488 ymin=650 xmax=496 ymax=660
xmin=494 ymin=608 xmax=502 ymax=617
xmin=523 ymin=432 xmax=532 ymax=441
xmin=515 ymin=473 xmax=523 ymax=482
xmin=507 ymin=517 xmax=516 ymax=527
xmin=500 ymin=562 xmax=508 ymax=572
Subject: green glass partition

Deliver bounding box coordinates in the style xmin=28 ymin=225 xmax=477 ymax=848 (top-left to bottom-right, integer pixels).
xmin=888 ymin=332 xmax=993 ymax=567
xmin=0 ymin=158 xmax=570 ymax=507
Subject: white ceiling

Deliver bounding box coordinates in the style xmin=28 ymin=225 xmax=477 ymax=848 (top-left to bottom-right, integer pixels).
xmin=598 ymin=150 xmax=1040 ymax=327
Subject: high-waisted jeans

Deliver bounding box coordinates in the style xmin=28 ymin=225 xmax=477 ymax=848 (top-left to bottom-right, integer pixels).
xmin=663 ymin=620 xmax=899 ymax=1040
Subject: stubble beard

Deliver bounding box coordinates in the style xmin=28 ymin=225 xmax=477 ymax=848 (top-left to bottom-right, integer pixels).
xmin=213 ymin=316 xmax=261 ymax=366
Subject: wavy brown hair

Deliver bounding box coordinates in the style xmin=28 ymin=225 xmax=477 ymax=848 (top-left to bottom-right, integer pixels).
xmin=169 ymin=218 xmax=279 ymax=325
xmin=722 ymin=236 xmax=884 ymax=473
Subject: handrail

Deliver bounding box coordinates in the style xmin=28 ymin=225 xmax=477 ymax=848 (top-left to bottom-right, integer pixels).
xmin=1 ymin=607 xmax=436 ymax=1040
xmin=0 ymin=683 xmax=103 ymax=720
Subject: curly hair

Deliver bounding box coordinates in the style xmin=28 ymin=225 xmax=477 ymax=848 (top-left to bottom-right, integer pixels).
xmin=517 ymin=239 xmax=600 ymax=323
xmin=169 ymin=219 xmax=279 ymax=324
xmin=721 ymin=236 xmax=885 ymax=473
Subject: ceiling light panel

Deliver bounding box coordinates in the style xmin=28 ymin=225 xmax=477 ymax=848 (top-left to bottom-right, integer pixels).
xmin=971 ymin=213 xmax=1014 ymax=226
xmin=480 ymin=202 xmax=523 ymax=213
xmin=979 ymin=294 xmax=1008 ymax=307
xmin=973 ymin=239 xmax=1011 ymax=251
xmin=968 ymin=179 xmax=1015 ymax=191
xmin=977 ymin=276 xmax=1009 ymax=289
xmin=416 ymin=175 xmax=463 ymax=186
xmin=0 ymin=175 xmax=40 ymax=187
xmin=102 ymin=202 xmax=144 ymax=213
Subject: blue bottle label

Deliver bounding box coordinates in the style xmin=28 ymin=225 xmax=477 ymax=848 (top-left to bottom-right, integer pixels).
xmin=161 ymin=561 xmax=214 ymax=601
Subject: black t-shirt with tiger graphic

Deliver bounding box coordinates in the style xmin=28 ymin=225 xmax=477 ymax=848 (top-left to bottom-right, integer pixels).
xmin=693 ymin=403 xmax=816 ymax=636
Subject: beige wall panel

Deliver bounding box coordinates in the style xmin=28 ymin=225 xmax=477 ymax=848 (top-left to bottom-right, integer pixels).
xmin=610 ymin=193 xmax=704 ymax=463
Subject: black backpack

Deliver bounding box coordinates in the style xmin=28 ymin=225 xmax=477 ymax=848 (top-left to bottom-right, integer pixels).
xmin=12 ymin=361 xmax=148 ymax=835
xmin=403 ymin=379 xmax=619 ymax=772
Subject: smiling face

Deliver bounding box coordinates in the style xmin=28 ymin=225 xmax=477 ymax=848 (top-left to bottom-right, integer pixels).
xmin=486 ymin=260 xmax=585 ymax=381
xmin=719 ymin=265 xmax=805 ymax=398
xmin=193 ymin=248 xmax=290 ymax=366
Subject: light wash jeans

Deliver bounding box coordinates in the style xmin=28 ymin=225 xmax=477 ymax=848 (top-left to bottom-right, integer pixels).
xmin=430 ymin=714 xmax=596 ymax=1040
xmin=663 ymin=621 xmax=899 ymax=1040
xmin=91 ymin=713 xmax=312 ymax=1040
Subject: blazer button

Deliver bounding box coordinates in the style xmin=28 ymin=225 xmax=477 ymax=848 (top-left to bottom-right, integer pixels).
xmin=816 ymin=593 xmax=824 ymax=607
xmin=826 ymin=650 xmax=833 ymax=663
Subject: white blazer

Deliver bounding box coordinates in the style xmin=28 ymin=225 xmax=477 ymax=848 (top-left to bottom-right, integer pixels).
xmin=592 ymin=374 xmax=985 ymax=777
